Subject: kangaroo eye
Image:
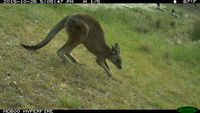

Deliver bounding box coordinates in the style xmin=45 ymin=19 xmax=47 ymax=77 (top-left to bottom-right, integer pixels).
xmin=117 ymin=60 xmax=120 ymax=63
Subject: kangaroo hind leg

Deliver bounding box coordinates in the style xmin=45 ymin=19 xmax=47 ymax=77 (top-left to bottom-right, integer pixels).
xmin=64 ymin=17 xmax=89 ymax=64
xmin=65 ymin=43 xmax=80 ymax=64
xmin=57 ymin=38 xmax=79 ymax=65
xmin=64 ymin=36 xmax=82 ymax=64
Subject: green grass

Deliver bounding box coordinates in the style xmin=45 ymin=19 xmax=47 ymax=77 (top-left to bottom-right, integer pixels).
xmin=0 ymin=4 xmax=200 ymax=109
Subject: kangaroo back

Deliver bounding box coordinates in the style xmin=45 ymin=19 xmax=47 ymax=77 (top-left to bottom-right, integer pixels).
xmin=21 ymin=16 xmax=68 ymax=50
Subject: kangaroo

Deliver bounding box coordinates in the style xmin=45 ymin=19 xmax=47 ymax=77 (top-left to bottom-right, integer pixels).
xmin=21 ymin=13 xmax=122 ymax=77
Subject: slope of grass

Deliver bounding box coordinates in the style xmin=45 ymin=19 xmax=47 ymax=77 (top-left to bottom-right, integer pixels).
xmin=0 ymin=4 xmax=200 ymax=109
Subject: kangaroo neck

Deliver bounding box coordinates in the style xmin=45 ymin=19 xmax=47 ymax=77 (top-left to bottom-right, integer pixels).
xmin=88 ymin=45 xmax=111 ymax=58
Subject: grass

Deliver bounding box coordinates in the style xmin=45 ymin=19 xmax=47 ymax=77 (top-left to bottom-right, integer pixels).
xmin=0 ymin=4 xmax=200 ymax=109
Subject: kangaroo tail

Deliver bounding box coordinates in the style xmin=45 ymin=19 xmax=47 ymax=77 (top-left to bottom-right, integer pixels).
xmin=21 ymin=16 xmax=68 ymax=50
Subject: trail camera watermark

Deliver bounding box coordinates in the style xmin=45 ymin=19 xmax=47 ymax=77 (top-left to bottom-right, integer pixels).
xmin=82 ymin=0 xmax=100 ymax=3
xmin=173 ymin=0 xmax=177 ymax=3
xmin=177 ymin=106 xmax=198 ymax=113
xmin=183 ymin=0 xmax=197 ymax=3
xmin=57 ymin=0 xmax=63 ymax=3
xmin=46 ymin=0 xmax=53 ymax=3
xmin=91 ymin=0 xmax=100 ymax=3
xmin=66 ymin=0 xmax=73 ymax=3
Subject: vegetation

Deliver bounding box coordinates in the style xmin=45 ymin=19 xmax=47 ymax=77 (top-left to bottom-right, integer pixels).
xmin=0 ymin=4 xmax=200 ymax=109
xmin=191 ymin=18 xmax=200 ymax=41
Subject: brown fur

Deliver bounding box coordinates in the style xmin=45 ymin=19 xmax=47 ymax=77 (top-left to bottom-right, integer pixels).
xmin=21 ymin=13 xmax=122 ymax=77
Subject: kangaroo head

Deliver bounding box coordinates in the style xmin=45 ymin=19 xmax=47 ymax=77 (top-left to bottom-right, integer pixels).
xmin=108 ymin=43 xmax=122 ymax=70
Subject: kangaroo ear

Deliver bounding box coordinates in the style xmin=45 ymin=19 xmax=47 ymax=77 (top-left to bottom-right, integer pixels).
xmin=111 ymin=43 xmax=120 ymax=54
xmin=114 ymin=43 xmax=120 ymax=54
xmin=115 ymin=43 xmax=119 ymax=48
xmin=111 ymin=45 xmax=116 ymax=54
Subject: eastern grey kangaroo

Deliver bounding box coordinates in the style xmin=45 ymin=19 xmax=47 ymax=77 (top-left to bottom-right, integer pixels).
xmin=21 ymin=13 xmax=122 ymax=77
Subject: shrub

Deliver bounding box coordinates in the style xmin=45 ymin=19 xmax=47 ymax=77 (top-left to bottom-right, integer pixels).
xmin=134 ymin=22 xmax=149 ymax=34
xmin=170 ymin=21 xmax=176 ymax=28
xmin=155 ymin=19 xmax=161 ymax=29
xmin=190 ymin=19 xmax=200 ymax=41
xmin=139 ymin=41 xmax=153 ymax=54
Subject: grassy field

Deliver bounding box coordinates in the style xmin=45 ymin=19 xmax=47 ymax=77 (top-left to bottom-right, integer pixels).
xmin=0 ymin=4 xmax=200 ymax=109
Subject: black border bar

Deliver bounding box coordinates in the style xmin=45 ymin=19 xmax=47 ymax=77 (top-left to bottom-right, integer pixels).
xmin=1 ymin=0 xmax=200 ymax=3
xmin=1 ymin=109 xmax=200 ymax=113
xmin=0 ymin=110 xmax=181 ymax=113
